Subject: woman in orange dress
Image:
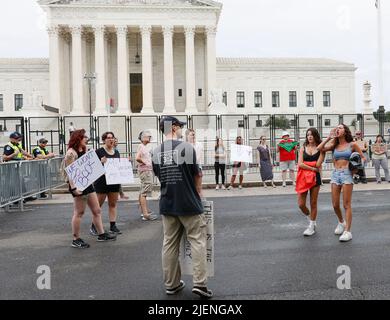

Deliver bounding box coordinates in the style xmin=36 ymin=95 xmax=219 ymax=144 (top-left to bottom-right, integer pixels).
xmin=296 ymin=128 xmax=325 ymax=237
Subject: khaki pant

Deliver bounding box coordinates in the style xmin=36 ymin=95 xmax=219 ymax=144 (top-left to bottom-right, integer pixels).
xmin=162 ymin=214 xmax=207 ymax=289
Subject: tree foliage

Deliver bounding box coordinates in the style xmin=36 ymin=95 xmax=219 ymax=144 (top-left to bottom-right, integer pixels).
xmin=265 ymin=116 xmax=291 ymax=130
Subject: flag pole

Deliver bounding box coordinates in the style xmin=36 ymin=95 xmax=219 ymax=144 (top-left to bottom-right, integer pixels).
xmin=377 ymin=0 xmax=385 ymax=107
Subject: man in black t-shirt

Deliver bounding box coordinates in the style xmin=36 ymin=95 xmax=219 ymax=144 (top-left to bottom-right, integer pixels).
xmin=152 ymin=116 xmax=212 ymax=299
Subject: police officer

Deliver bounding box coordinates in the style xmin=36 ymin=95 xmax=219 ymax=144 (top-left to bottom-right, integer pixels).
xmin=2 ymin=132 xmax=32 ymax=162
xmin=32 ymin=138 xmax=55 ymax=160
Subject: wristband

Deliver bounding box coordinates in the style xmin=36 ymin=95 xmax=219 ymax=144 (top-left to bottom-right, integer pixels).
xmin=71 ymin=188 xmax=77 ymax=192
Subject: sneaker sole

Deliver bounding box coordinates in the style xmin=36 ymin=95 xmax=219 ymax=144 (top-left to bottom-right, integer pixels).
xmin=71 ymin=244 xmax=90 ymax=249
xmin=97 ymin=238 xmax=117 ymax=242
xmin=109 ymin=230 xmax=122 ymax=235
xmin=192 ymin=288 xmax=213 ymax=299
xmin=166 ymin=281 xmax=186 ymax=295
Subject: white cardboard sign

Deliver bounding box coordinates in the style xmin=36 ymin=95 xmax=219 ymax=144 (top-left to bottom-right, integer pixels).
xmin=65 ymin=150 xmax=105 ymax=192
xmin=180 ymin=201 xmax=214 ymax=277
xmin=104 ymin=158 xmax=134 ymax=185
xmin=230 ymin=143 xmax=253 ymax=163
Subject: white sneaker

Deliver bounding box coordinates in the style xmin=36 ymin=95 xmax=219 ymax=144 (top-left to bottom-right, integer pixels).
xmin=227 ymin=185 xmax=233 ymax=190
xmin=215 ymin=185 xmax=219 ymax=190
xmin=339 ymin=231 xmax=352 ymax=242
xmin=334 ymin=222 xmax=346 ymax=235
xmin=238 ymin=185 xmax=243 ymax=190
xmin=221 ymin=185 xmax=226 ymax=190
xmin=282 ymin=182 xmax=286 ymax=188
xmin=303 ymin=222 xmax=316 ymax=237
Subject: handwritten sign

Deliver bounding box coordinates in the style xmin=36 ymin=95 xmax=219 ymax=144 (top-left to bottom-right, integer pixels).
xmin=230 ymin=144 xmax=253 ymax=163
xmin=104 ymin=158 xmax=134 ymax=185
xmin=65 ymin=150 xmax=105 ymax=192
xmin=180 ymin=200 xmax=214 ymax=277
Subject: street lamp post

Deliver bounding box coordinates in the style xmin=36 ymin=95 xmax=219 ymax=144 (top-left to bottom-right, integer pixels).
xmin=84 ymin=73 xmax=96 ymax=147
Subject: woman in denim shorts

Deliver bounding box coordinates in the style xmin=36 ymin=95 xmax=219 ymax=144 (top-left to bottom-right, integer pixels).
xmin=318 ymin=124 xmax=366 ymax=242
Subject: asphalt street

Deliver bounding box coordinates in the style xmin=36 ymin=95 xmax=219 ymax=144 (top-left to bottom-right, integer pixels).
xmin=0 ymin=190 xmax=389 ymax=300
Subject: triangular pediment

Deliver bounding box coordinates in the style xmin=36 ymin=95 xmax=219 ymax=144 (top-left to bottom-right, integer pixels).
xmin=38 ymin=0 xmax=222 ymax=8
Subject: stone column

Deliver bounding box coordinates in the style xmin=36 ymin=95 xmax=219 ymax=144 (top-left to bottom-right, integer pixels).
xmin=70 ymin=25 xmax=84 ymax=114
xmin=93 ymin=25 xmax=107 ymax=114
xmin=116 ymin=26 xmax=130 ymax=115
xmin=141 ymin=25 xmax=154 ymax=114
xmin=163 ymin=25 xmax=175 ymax=114
xmin=206 ymin=26 xmax=217 ymax=107
xmin=185 ymin=26 xmax=197 ymax=114
xmin=47 ymin=25 xmax=61 ymax=112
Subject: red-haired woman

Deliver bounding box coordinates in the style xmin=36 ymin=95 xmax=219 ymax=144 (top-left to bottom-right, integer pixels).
xmin=318 ymin=124 xmax=366 ymax=242
xmin=64 ymin=129 xmax=116 ymax=249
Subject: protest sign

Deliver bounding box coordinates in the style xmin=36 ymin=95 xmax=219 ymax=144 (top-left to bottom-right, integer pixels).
xmin=65 ymin=150 xmax=105 ymax=192
xmin=104 ymin=158 xmax=134 ymax=185
xmin=180 ymin=200 xmax=214 ymax=277
xmin=230 ymin=143 xmax=253 ymax=163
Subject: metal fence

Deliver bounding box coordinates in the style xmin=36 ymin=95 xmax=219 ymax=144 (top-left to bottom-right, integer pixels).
xmin=1 ymin=113 xmax=390 ymax=179
xmin=0 ymin=157 xmax=65 ymax=211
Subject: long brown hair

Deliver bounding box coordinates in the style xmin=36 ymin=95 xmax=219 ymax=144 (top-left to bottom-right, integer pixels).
xmin=68 ymin=129 xmax=86 ymax=152
xmin=335 ymin=124 xmax=353 ymax=148
xmin=304 ymin=128 xmax=322 ymax=147
xmin=215 ymin=137 xmax=224 ymax=151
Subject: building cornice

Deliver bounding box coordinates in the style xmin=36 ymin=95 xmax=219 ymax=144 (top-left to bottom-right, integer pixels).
xmin=217 ymin=57 xmax=357 ymax=72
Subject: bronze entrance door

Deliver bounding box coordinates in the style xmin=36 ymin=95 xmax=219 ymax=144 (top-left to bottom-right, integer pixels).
xmin=130 ymin=73 xmax=143 ymax=113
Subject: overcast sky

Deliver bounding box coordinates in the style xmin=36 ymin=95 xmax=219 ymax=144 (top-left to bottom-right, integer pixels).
xmin=0 ymin=0 xmax=389 ymax=111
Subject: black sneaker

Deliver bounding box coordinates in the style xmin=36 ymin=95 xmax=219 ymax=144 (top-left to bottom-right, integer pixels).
xmin=109 ymin=225 xmax=122 ymax=235
xmin=166 ymin=280 xmax=186 ymax=295
xmin=192 ymin=286 xmax=213 ymax=299
xmin=89 ymin=224 xmax=99 ymax=236
xmin=97 ymin=232 xmax=117 ymax=242
xmin=71 ymin=238 xmax=90 ymax=249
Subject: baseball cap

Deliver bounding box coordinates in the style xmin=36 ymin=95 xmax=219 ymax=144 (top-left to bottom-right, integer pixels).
xmin=282 ymin=131 xmax=290 ymax=138
xmin=138 ymin=130 xmax=152 ymax=141
xmin=9 ymin=132 xmax=22 ymax=140
xmin=159 ymin=116 xmax=186 ymax=132
xmin=39 ymin=138 xmax=48 ymax=144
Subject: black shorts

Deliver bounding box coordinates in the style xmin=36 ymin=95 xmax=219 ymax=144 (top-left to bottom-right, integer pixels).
xmin=316 ymin=172 xmax=322 ymax=186
xmin=68 ymin=184 xmax=95 ymax=198
xmin=93 ymin=182 xmax=121 ymax=194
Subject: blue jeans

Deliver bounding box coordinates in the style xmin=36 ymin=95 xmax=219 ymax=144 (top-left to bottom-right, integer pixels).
xmin=331 ymin=169 xmax=354 ymax=186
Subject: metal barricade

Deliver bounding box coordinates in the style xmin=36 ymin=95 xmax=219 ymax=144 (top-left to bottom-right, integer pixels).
xmin=0 ymin=157 xmax=65 ymax=211
xmin=0 ymin=161 xmax=22 ymax=208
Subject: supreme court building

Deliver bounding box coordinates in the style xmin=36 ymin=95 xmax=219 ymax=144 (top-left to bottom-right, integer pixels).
xmin=0 ymin=0 xmax=357 ymax=119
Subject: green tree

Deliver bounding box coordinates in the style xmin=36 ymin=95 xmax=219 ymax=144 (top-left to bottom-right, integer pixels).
xmin=373 ymin=106 xmax=390 ymax=122
xmin=265 ymin=116 xmax=291 ymax=130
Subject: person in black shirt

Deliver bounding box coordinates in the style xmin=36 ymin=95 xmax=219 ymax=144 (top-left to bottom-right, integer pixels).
xmin=64 ymin=129 xmax=116 ymax=249
xmin=90 ymin=132 xmax=122 ymax=236
xmin=152 ymin=116 xmax=213 ymax=299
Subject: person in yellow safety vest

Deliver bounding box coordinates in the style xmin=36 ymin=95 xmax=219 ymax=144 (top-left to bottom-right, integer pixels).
xmin=32 ymin=138 xmax=55 ymax=160
xmin=2 ymin=132 xmax=33 ymax=162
